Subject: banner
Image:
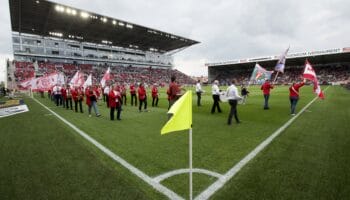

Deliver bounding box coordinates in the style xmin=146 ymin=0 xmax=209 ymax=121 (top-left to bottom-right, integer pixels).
xmin=83 ymin=74 xmax=92 ymax=89
xmin=69 ymin=71 xmax=85 ymax=87
xmin=250 ymin=63 xmax=274 ymax=84
xmin=0 ymin=99 xmax=29 ymax=118
xmin=100 ymin=67 xmax=113 ymax=87
xmin=275 ymin=46 xmax=289 ymax=73
xmin=303 ymin=60 xmax=325 ymax=99
xmin=19 ymin=72 xmax=65 ymax=91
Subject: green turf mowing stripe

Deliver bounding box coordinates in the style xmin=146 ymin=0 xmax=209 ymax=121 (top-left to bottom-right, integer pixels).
xmin=31 ymin=97 xmax=184 ymax=200
xmin=195 ymin=87 xmax=329 ymax=200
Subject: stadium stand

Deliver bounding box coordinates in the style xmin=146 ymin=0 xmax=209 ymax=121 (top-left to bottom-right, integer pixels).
xmin=213 ymin=64 xmax=350 ymax=86
xmin=12 ymin=60 xmax=195 ymax=86
xmin=7 ymin=0 xmax=198 ymax=89
xmin=207 ymin=48 xmax=350 ymax=85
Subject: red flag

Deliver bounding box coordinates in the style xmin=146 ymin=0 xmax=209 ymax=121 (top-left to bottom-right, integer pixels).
xmin=69 ymin=71 xmax=85 ymax=87
xmin=303 ymin=60 xmax=324 ymax=99
xmin=100 ymin=67 xmax=113 ymax=87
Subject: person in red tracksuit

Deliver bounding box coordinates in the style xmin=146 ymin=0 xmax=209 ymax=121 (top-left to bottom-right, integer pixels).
xmin=130 ymin=83 xmax=137 ymax=106
xmin=151 ymin=83 xmax=159 ymax=107
xmin=121 ymin=84 xmax=127 ymax=106
xmin=261 ymin=79 xmax=274 ymax=109
xmin=138 ymin=83 xmax=147 ymax=112
xmin=65 ymin=85 xmax=73 ymax=110
xmin=72 ymin=87 xmax=84 ymax=113
xmin=109 ymin=85 xmax=122 ymax=120
xmin=61 ymin=85 xmax=67 ymax=108
xmin=289 ymin=79 xmax=306 ymax=115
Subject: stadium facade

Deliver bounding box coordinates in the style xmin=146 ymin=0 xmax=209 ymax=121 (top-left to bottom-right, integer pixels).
xmin=7 ymin=0 xmax=199 ymax=84
xmin=206 ymin=47 xmax=350 ymax=84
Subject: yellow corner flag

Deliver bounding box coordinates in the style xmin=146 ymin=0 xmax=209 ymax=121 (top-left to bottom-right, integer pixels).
xmin=161 ymin=91 xmax=192 ymax=135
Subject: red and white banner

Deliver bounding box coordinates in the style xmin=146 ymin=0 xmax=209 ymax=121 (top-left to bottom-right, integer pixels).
xmin=69 ymin=71 xmax=85 ymax=87
xmin=100 ymin=67 xmax=113 ymax=87
xmin=303 ymin=60 xmax=324 ymax=99
xmin=83 ymin=74 xmax=92 ymax=89
xmin=19 ymin=72 xmax=65 ymax=91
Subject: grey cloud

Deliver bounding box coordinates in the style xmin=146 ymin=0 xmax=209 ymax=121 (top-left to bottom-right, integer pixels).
xmin=1 ymin=0 xmax=350 ymax=77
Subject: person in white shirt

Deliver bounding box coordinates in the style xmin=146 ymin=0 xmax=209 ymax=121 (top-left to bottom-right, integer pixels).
xmin=104 ymin=85 xmax=110 ymax=108
xmin=211 ymin=80 xmax=222 ymax=113
xmin=195 ymin=80 xmax=203 ymax=106
xmin=52 ymin=84 xmax=62 ymax=106
xmin=226 ymin=79 xmax=242 ymax=125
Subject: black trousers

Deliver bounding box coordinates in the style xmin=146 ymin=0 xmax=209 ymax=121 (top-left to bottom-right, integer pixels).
xmin=211 ymin=95 xmax=221 ymax=113
xmin=152 ymin=96 xmax=159 ymax=107
xmin=74 ymin=100 xmax=83 ymax=113
xmin=110 ymin=106 xmax=121 ymax=120
xmin=66 ymin=98 xmax=73 ymax=110
xmin=196 ymin=92 xmax=202 ymax=106
xmin=55 ymin=94 xmax=62 ymax=106
xmin=228 ymin=99 xmax=239 ymax=125
xmin=122 ymin=95 xmax=127 ymax=105
xmin=139 ymin=98 xmax=147 ymax=111
xmin=131 ymin=94 xmax=137 ymax=106
xmin=105 ymin=94 xmax=109 ymax=108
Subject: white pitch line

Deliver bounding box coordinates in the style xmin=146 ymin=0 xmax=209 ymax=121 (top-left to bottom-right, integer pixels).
xmin=154 ymin=168 xmax=223 ymax=183
xmin=32 ymin=97 xmax=184 ymax=200
xmin=195 ymin=87 xmax=329 ymax=200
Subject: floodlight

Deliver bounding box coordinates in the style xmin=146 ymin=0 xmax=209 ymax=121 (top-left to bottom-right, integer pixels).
xmin=112 ymin=20 xmax=117 ymax=25
xmin=101 ymin=17 xmax=107 ymax=23
xmin=66 ymin=8 xmax=72 ymax=14
xmin=126 ymin=24 xmax=133 ymax=29
xmin=118 ymin=22 xmax=125 ymax=26
xmin=80 ymin=12 xmax=89 ymax=19
xmin=55 ymin=5 xmax=60 ymax=12
xmin=71 ymin=10 xmax=77 ymax=16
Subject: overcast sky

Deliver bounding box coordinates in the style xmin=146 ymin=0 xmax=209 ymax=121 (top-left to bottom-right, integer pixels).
xmin=1 ymin=0 xmax=350 ymax=82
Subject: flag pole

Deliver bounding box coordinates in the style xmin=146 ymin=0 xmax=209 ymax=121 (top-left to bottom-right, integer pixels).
xmin=273 ymin=71 xmax=279 ymax=84
xmin=189 ymin=128 xmax=193 ymax=200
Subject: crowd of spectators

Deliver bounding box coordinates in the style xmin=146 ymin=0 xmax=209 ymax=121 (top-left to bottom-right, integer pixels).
xmin=13 ymin=61 xmax=195 ymax=86
xmin=214 ymin=64 xmax=350 ymax=85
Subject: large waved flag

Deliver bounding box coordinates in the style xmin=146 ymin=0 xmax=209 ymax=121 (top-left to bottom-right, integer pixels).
xmin=250 ymin=63 xmax=274 ymax=83
xmin=20 ymin=77 xmax=37 ymax=89
xmin=161 ymin=91 xmax=192 ymax=135
xmin=69 ymin=71 xmax=85 ymax=87
xmin=275 ymin=46 xmax=290 ymax=73
xmin=83 ymin=74 xmax=92 ymax=89
xmin=303 ymin=60 xmax=324 ymax=99
xmin=100 ymin=67 xmax=113 ymax=87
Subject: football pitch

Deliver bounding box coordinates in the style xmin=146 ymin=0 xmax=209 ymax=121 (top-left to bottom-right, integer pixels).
xmin=1 ymin=86 xmax=350 ymax=199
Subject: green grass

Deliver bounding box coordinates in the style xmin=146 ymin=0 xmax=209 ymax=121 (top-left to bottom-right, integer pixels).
xmin=1 ymin=85 xmax=349 ymax=199
xmin=212 ymin=86 xmax=350 ymax=199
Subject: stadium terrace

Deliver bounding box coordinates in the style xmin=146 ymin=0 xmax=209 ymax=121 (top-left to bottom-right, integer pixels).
xmin=206 ymin=47 xmax=350 ymax=85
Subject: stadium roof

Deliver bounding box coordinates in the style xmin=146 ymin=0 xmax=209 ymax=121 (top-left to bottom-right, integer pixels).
xmin=206 ymin=47 xmax=350 ymax=68
xmin=9 ymin=0 xmax=199 ymax=53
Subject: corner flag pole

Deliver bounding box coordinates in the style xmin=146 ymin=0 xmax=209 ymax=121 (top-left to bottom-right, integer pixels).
xmin=189 ymin=128 xmax=193 ymax=200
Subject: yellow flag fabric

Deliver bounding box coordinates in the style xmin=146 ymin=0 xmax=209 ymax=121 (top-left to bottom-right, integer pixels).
xmin=161 ymin=91 xmax=192 ymax=135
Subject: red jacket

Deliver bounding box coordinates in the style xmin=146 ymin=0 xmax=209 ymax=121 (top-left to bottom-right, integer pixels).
xmin=121 ymin=85 xmax=127 ymax=96
xmin=169 ymin=82 xmax=179 ymax=100
xmin=261 ymin=82 xmax=274 ymax=95
xmin=138 ymin=86 xmax=146 ymax=100
xmin=61 ymin=88 xmax=67 ymax=99
xmin=94 ymin=88 xmax=100 ymax=98
xmin=130 ymin=85 xmax=136 ymax=94
xmin=109 ymin=90 xmax=121 ymax=108
xmin=289 ymin=82 xmax=305 ymax=97
xmin=151 ymin=86 xmax=158 ymax=98
xmin=85 ymin=89 xmax=91 ymax=106
xmin=72 ymin=89 xmax=78 ymax=101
